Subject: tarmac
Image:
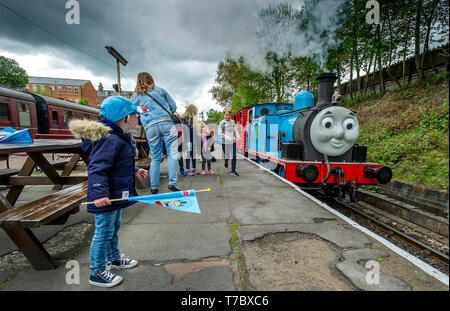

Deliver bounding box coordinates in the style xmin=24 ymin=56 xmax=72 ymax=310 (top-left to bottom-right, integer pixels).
xmin=0 ymin=157 xmax=448 ymax=291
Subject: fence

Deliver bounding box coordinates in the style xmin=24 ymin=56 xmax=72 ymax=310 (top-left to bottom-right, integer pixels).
xmin=339 ymin=44 xmax=449 ymax=96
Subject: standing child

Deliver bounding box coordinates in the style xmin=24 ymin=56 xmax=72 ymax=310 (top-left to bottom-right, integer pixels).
xmin=199 ymin=122 xmax=215 ymax=175
xmin=70 ymin=96 xmax=148 ymax=288
xmin=181 ymin=104 xmax=200 ymax=176
xmin=173 ymin=112 xmax=186 ymax=176
xmin=218 ymin=108 xmax=240 ymax=176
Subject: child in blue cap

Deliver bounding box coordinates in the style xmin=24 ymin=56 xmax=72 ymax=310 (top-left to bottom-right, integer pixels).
xmin=70 ymin=96 xmax=148 ymax=288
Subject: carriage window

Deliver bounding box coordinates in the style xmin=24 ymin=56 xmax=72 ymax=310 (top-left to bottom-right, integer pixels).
xmin=82 ymin=114 xmax=90 ymax=120
xmin=0 ymin=103 xmax=10 ymax=122
xmin=63 ymin=111 xmax=74 ymax=127
xmin=18 ymin=103 xmax=31 ymax=127
xmin=52 ymin=111 xmax=59 ymax=125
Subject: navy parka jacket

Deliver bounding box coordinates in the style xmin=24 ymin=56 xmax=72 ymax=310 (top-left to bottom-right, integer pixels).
xmin=70 ymin=119 xmax=138 ymax=213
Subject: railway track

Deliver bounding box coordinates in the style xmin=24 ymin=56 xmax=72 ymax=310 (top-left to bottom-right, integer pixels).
xmin=307 ymin=190 xmax=449 ymax=269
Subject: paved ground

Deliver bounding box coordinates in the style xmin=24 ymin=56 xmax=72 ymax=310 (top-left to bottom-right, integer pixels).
xmin=0 ymin=157 xmax=448 ymax=291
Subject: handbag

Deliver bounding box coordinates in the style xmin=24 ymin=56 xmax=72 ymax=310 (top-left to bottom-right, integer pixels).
xmin=146 ymin=93 xmax=182 ymax=124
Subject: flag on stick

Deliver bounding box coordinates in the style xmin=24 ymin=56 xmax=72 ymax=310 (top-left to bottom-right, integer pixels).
xmin=81 ymin=189 xmax=210 ymax=214
xmin=128 ymin=189 xmax=202 ymax=214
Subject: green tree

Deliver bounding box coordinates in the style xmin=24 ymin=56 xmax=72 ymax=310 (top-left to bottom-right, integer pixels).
xmin=206 ymin=109 xmax=224 ymax=124
xmin=79 ymin=98 xmax=89 ymax=106
xmin=232 ymin=83 xmax=263 ymax=114
xmin=209 ymin=53 xmax=248 ymax=107
xmin=35 ymin=85 xmax=50 ymax=96
xmin=0 ymin=55 xmax=29 ymax=88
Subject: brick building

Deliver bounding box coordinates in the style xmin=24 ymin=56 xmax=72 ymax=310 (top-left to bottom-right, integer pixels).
xmin=27 ymin=77 xmax=98 ymax=108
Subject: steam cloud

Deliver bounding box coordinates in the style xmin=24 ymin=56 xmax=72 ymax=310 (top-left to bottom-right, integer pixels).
xmin=230 ymin=0 xmax=348 ymax=73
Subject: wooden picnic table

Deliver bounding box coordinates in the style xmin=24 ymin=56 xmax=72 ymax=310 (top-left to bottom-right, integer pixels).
xmin=0 ymin=139 xmax=90 ymax=270
xmin=0 ymin=139 xmax=89 ymax=198
xmin=0 ymin=139 xmax=146 ymax=270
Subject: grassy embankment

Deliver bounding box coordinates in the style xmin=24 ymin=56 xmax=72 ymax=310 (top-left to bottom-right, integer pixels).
xmin=343 ymin=72 xmax=449 ymax=191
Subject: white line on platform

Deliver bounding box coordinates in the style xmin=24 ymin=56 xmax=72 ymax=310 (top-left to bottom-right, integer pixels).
xmin=238 ymin=154 xmax=449 ymax=287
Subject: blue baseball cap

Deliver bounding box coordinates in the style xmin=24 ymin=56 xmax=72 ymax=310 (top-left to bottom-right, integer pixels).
xmin=100 ymin=96 xmax=143 ymax=122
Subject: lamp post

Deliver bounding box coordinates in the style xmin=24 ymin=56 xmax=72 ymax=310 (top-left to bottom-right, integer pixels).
xmin=105 ymin=46 xmax=128 ymax=95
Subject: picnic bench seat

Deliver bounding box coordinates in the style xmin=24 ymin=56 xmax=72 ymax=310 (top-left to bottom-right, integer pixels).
xmin=0 ymin=181 xmax=87 ymax=229
xmin=48 ymin=158 xmax=71 ymax=170
xmin=0 ymin=168 xmax=21 ymax=177
xmin=0 ymin=168 xmax=21 ymax=184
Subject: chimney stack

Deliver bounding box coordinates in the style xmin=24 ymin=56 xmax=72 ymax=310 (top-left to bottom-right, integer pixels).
xmin=316 ymin=73 xmax=337 ymax=107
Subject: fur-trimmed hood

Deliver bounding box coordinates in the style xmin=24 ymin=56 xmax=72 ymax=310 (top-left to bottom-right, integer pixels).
xmin=69 ymin=119 xmax=112 ymax=142
xmin=73 ymin=119 xmax=138 ymax=213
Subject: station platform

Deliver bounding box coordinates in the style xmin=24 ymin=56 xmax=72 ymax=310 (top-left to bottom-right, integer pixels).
xmin=0 ymin=157 xmax=448 ymax=291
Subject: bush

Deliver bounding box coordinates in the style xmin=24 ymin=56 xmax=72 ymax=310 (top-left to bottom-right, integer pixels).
xmin=357 ymin=79 xmax=449 ymax=191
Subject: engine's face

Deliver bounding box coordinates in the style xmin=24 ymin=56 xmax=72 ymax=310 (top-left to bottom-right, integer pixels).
xmin=309 ymin=106 xmax=359 ymax=157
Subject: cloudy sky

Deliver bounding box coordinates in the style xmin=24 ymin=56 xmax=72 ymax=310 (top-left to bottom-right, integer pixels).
xmin=0 ymin=0 xmax=306 ymax=114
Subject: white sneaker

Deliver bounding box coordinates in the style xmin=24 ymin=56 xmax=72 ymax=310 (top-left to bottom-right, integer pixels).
xmin=89 ymin=269 xmax=123 ymax=288
xmin=108 ymin=254 xmax=138 ymax=270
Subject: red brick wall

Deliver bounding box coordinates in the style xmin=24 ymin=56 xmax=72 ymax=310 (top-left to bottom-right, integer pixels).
xmin=81 ymin=81 xmax=98 ymax=108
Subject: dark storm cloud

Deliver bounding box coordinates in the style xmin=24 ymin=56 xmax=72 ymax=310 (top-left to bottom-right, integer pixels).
xmin=0 ymin=0 xmax=291 ymax=104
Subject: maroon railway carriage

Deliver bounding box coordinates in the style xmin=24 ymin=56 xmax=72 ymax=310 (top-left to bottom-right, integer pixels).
xmin=0 ymin=85 xmax=99 ymax=138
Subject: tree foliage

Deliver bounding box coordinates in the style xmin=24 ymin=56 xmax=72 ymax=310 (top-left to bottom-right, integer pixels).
xmin=206 ymin=109 xmax=224 ymax=124
xmin=210 ymin=0 xmax=448 ymax=108
xmin=0 ymin=56 xmax=29 ymax=88
xmin=79 ymin=98 xmax=89 ymax=106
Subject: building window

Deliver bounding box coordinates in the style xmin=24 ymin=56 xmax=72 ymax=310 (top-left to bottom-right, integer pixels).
xmin=74 ymin=88 xmax=79 ymax=95
xmin=32 ymin=85 xmax=37 ymax=92
xmin=50 ymin=87 xmax=55 ymax=95
xmin=18 ymin=103 xmax=31 ymax=127
xmin=67 ymin=87 xmax=72 ymax=95
xmin=57 ymin=87 xmax=62 ymax=94
xmin=0 ymin=103 xmax=10 ymax=122
xmin=52 ymin=110 xmax=59 ymax=125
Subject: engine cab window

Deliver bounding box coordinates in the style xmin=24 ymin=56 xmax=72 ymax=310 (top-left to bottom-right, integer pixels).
xmin=0 ymin=103 xmax=10 ymax=122
xmin=18 ymin=103 xmax=31 ymax=127
xmin=248 ymin=109 xmax=253 ymax=124
xmin=259 ymin=107 xmax=269 ymax=116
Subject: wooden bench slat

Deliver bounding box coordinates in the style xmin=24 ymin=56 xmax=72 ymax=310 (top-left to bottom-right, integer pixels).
xmin=0 ymin=169 xmax=21 ymax=177
xmin=22 ymin=183 xmax=87 ymax=221
xmin=1 ymin=183 xmax=87 ymax=225
xmin=0 ymin=182 xmax=86 ymax=220
xmin=0 ymin=182 xmax=87 ymax=224
xmin=21 ymin=191 xmax=86 ymax=227
xmin=0 ymin=182 xmax=87 ymax=229
xmin=7 ymin=176 xmax=87 ymax=185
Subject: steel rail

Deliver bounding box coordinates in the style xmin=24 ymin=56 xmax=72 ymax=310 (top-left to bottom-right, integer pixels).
xmin=311 ymin=190 xmax=449 ymax=266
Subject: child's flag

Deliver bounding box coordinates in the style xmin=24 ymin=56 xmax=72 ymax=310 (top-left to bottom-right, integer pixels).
xmin=0 ymin=127 xmax=34 ymax=144
xmin=128 ymin=189 xmax=202 ymax=214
